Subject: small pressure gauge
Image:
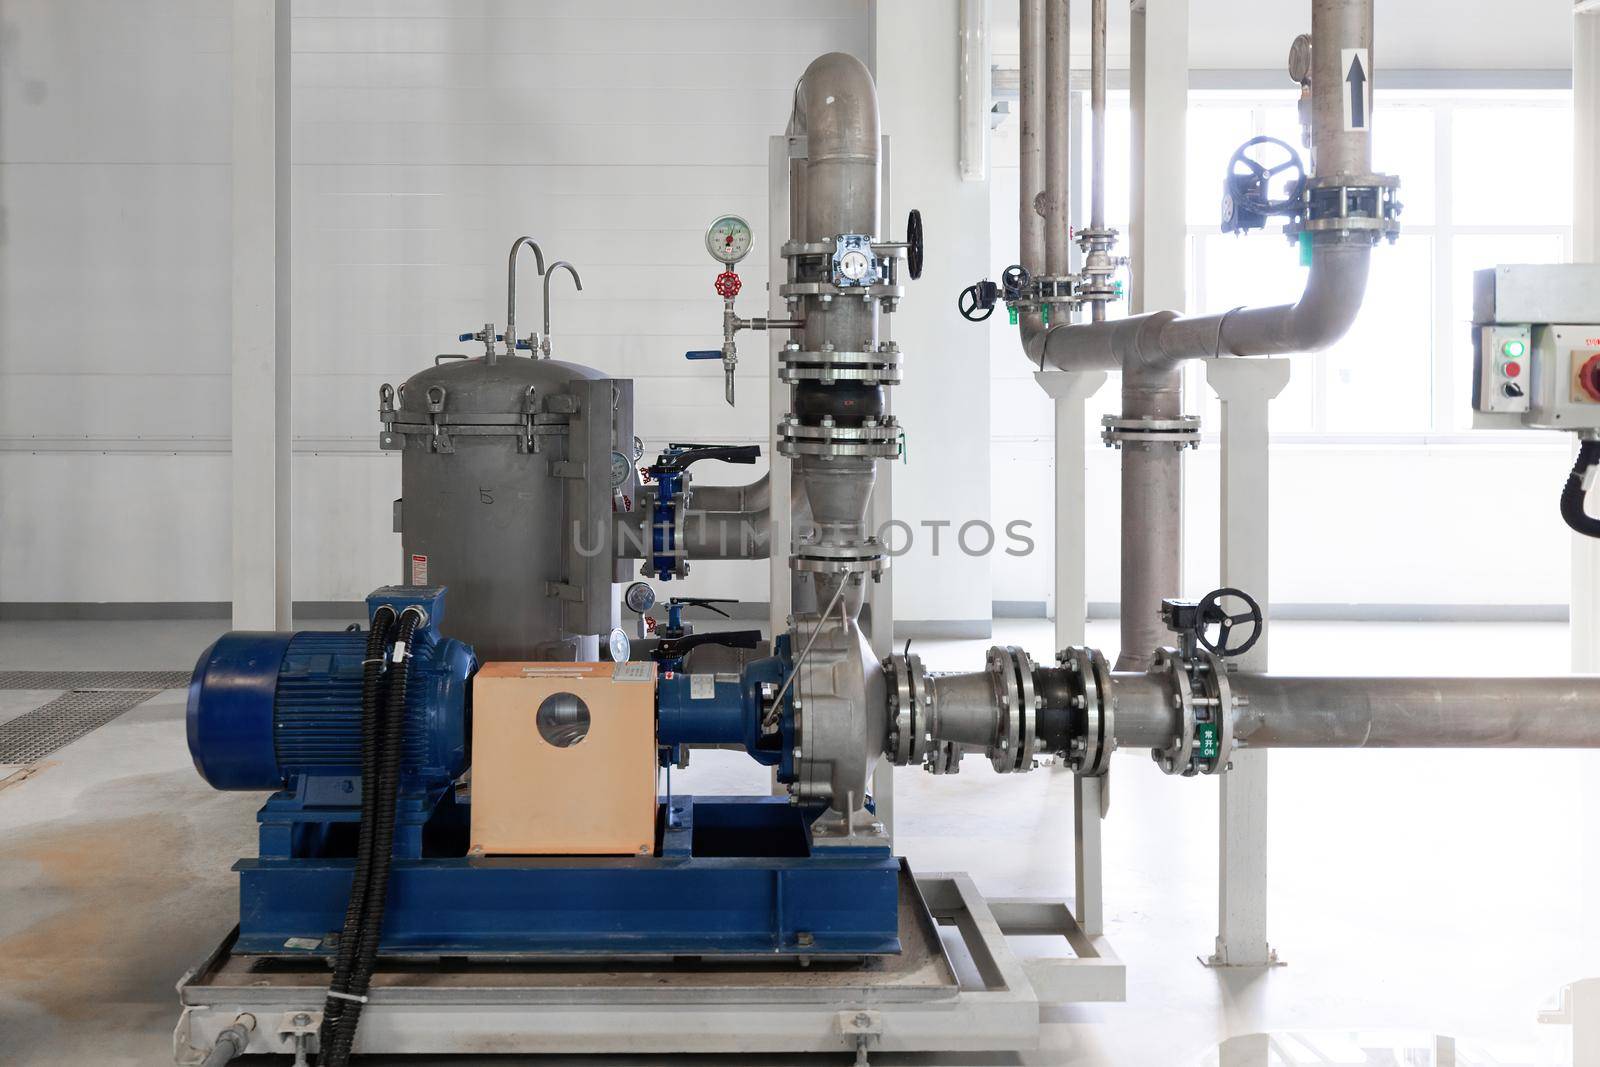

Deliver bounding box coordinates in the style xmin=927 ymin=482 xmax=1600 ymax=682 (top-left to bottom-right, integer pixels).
xmin=607 ymin=626 xmax=631 ymax=663
xmin=838 ymin=248 xmax=872 ymax=282
xmin=706 ymin=215 xmax=753 ymax=265
xmin=632 ymin=435 xmax=645 ymax=462
xmin=624 ymin=581 xmax=656 ymax=614
xmin=609 ymin=450 xmax=631 ymax=490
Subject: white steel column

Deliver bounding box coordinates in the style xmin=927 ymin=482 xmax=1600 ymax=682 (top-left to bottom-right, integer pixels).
xmin=231 ymin=0 xmax=292 ymax=630
xmin=1036 ymin=369 xmax=1108 ymax=933
xmin=1573 ymin=6 xmax=1600 ymax=672
xmin=1205 ymin=357 xmax=1290 ymax=968
xmin=1129 ymin=0 xmax=1188 ymax=317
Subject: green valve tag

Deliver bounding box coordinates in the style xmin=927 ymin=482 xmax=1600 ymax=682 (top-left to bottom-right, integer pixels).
xmin=1007 ymin=306 xmax=1019 ymax=326
xmin=1196 ymin=721 xmax=1220 ymax=762
xmin=1041 ymin=304 xmax=1051 ymax=324
xmin=1298 ymin=231 xmax=1313 ymax=268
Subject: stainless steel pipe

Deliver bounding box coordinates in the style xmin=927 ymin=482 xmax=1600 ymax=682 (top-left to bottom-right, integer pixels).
xmin=1021 ymin=0 xmax=1377 ymax=372
xmin=1108 ymin=672 xmax=1600 ymax=750
xmin=1019 ymin=0 xmax=1047 ymax=340
xmin=1089 ymin=0 xmax=1107 ymax=323
xmin=1044 ymin=0 xmax=1071 ymax=280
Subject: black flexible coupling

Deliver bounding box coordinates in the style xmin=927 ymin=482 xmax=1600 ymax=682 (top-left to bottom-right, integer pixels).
xmin=319 ymin=605 xmax=395 ymax=1053
xmin=1562 ymin=439 xmax=1600 ymax=539
xmin=324 ymin=606 xmax=423 ymax=1066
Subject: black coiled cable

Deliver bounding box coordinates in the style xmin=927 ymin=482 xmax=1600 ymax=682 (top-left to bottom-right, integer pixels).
xmin=1562 ymin=439 xmax=1600 ymax=539
xmin=323 ymin=606 xmax=423 ymax=1065
xmin=318 ymin=605 xmax=395 ymax=1054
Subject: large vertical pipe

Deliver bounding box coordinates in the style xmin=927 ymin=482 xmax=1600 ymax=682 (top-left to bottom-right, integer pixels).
xmin=1043 ymin=0 xmax=1071 ymax=280
xmin=1309 ymin=0 xmax=1373 ymax=179
xmin=1115 ymin=0 xmax=1186 ymax=671
xmin=1019 ymin=0 xmax=1047 ymax=347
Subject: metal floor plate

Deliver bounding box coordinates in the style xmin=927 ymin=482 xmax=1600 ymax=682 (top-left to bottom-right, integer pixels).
xmin=0 ymin=689 xmax=160 ymax=764
xmin=0 ymin=669 xmax=190 ymax=691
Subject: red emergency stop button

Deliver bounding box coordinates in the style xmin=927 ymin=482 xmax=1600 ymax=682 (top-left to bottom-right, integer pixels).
xmin=1502 ymin=361 xmax=1521 ymax=378
xmin=1582 ymin=353 xmax=1600 ymax=403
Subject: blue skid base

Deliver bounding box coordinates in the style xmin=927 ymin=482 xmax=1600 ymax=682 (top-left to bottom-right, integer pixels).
xmin=234 ymin=796 xmax=901 ymax=958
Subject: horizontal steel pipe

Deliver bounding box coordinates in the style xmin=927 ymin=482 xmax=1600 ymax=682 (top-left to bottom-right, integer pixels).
xmin=1233 ymin=675 xmax=1600 ymax=749
xmin=1109 ymin=671 xmax=1600 ymax=750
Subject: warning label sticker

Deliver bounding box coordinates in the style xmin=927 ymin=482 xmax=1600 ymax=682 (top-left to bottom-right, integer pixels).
xmin=410 ymin=554 xmax=428 ymax=585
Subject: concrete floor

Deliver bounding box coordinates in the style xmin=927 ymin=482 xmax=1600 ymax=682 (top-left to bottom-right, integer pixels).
xmin=1 ymin=615 xmax=1597 ymax=1065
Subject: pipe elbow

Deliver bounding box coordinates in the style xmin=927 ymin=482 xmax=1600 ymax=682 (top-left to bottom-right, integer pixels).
xmin=1216 ymin=239 xmax=1372 ymax=357
xmin=790 ymin=52 xmax=879 ymax=162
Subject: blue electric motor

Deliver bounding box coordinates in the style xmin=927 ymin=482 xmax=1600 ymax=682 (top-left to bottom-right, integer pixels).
xmin=187 ymin=586 xmax=476 ymax=795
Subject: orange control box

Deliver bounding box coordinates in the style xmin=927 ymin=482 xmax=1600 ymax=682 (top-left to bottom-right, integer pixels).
xmin=469 ymin=661 xmax=657 ymax=856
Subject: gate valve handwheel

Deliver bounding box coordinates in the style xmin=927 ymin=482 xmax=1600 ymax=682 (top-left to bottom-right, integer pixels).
xmin=1195 ymin=587 xmax=1264 ymax=659
xmin=714 ymin=271 xmax=742 ymax=299
xmin=1222 ymin=135 xmax=1307 ymax=233
xmin=958 ymin=280 xmax=998 ymax=322
xmin=905 ymin=208 xmax=924 ymax=281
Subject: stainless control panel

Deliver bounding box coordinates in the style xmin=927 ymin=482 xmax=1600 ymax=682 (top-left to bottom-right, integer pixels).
xmin=1471 ymin=265 xmax=1600 ymax=431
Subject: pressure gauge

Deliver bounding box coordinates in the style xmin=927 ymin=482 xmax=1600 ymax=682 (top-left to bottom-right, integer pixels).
xmin=624 ymin=581 xmax=656 ymax=614
xmin=607 ymin=626 xmax=631 ymax=663
xmin=838 ymin=249 xmax=872 ymax=282
xmin=632 ymin=435 xmax=645 ymax=462
xmin=609 ymin=450 xmax=631 ymax=490
xmin=706 ymin=215 xmax=753 ymax=265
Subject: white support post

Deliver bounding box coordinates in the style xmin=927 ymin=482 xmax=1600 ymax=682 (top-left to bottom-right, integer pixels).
xmin=1035 ymin=369 xmax=1108 ymax=934
xmin=1204 ymin=357 xmax=1290 ymax=968
xmin=1573 ymin=7 xmax=1600 ymax=672
xmin=231 ymin=0 xmax=292 ymax=630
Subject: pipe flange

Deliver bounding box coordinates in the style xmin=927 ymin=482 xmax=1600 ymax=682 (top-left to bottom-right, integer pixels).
xmin=1058 ymin=645 xmax=1115 ymax=777
xmin=1150 ymin=646 xmax=1199 ymax=776
xmin=1191 ymin=649 xmax=1237 ymax=775
xmin=778 ymin=344 xmax=904 ymax=386
xmin=924 ymin=740 xmax=962 ymax=775
xmin=778 ymin=416 xmax=902 ymax=459
xmin=884 ymin=652 xmax=931 ymax=766
xmin=1101 ymin=414 xmax=1201 ymax=451
xmin=790 ymin=538 xmax=889 ymax=578
xmin=985 ymin=646 xmax=1036 ymax=773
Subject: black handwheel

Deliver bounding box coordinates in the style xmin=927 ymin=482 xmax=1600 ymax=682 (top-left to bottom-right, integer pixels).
xmin=1227 ymin=136 xmax=1307 ymax=216
xmin=906 ymin=209 xmax=924 ymax=281
xmin=1196 ymin=587 xmax=1263 ymax=659
xmin=1000 ymin=264 xmax=1031 ymax=302
xmin=958 ymin=283 xmax=995 ymax=322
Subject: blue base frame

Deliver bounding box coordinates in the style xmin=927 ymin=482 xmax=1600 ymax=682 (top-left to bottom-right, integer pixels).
xmin=233 ymin=796 xmax=901 ymax=958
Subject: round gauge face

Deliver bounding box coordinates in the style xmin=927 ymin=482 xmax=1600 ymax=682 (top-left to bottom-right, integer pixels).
xmin=609 ymin=450 xmax=631 ymax=490
xmin=632 ymin=435 xmax=645 ymax=462
xmin=607 ymin=626 xmax=631 ymax=663
xmin=706 ymin=215 xmax=753 ymax=265
xmin=624 ymin=581 xmax=656 ymax=614
xmin=838 ymin=249 xmax=872 ymax=282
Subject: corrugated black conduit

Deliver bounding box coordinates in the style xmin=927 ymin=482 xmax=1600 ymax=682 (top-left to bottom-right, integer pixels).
xmin=323 ymin=606 xmax=422 ymax=1065
xmin=317 ymin=604 xmax=395 ymax=1060
xmin=1562 ymin=438 xmax=1600 ymax=539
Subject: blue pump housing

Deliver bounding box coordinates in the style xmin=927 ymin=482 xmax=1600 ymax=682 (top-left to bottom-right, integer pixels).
xmin=187 ymin=586 xmax=475 ymax=794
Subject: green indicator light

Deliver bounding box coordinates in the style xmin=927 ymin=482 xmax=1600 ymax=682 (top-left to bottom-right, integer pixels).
xmin=1502 ymin=340 xmax=1526 ymax=358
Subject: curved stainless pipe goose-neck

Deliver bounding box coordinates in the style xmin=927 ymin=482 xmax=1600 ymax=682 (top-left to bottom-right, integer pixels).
xmin=540 ymin=261 xmax=583 ymax=358
xmin=505 ymin=236 xmax=546 ymax=360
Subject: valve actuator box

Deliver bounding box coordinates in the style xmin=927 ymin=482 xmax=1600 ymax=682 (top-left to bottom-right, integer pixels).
xmin=1471 ymin=265 xmax=1600 ymax=431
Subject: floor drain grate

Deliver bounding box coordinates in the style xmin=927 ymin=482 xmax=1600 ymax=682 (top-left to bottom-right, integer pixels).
xmin=0 ymin=690 xmax=161 ymax=764
xmin=0 ymin=670 xmax=191 ymax=691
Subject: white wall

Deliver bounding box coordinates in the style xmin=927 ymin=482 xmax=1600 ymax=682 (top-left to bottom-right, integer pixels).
xmin=872 ymin=0 xmax=993 ymax=626
xmin=0 ymin=0 xmax=872 ymax=610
